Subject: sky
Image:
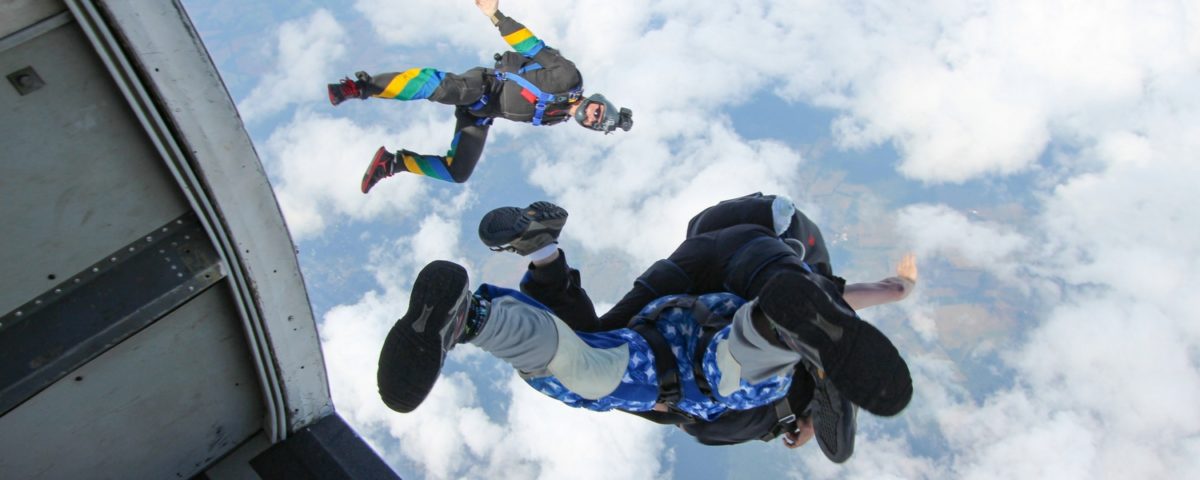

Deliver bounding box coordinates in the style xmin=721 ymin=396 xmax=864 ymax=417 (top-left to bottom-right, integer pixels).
xmin=184 ymin=0 xmax=1200 ymax=478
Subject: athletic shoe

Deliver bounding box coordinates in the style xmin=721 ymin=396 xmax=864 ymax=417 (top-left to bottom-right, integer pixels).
xmin=758 ymin=271 xmax=913 ymax=416
xmin=478 ymin=201 xmax=568 ymax=255
xmin=377 ymin=260 xmax=473 ymax=413
xmin=361 ymin=147 xmax=397 ymax=194
xmin=806 ymin=363 xmax=857 ymax=463
xmin=328 ymin=77 xmax=363 ymax=106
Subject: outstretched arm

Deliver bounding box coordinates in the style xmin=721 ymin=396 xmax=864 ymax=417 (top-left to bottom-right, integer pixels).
xmin=476 ymin=0 xmax=582 ymax=94
xmin=475 ymin=0 xmax=546 ymax=57
xmin=842 ymin=253 xmax=918 ymax=310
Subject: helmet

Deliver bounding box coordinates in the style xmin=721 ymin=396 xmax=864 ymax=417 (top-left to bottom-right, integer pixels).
xmin=573 ymin=94 xmax=633 ymax=134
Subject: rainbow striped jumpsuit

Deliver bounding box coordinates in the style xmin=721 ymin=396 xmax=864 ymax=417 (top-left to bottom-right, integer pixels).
xmin=360 ymin=12 xmax=583 ymax=182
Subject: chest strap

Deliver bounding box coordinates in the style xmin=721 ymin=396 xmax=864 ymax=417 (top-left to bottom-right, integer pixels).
xmin=493 ymin=71 xmax=582 ymax=125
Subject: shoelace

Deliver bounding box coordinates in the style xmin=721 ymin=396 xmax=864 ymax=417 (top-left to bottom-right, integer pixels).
xmin=341 ymin=78 xmax=360 ymax=98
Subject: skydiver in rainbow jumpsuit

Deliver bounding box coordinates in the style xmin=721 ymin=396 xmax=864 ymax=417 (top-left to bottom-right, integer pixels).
xmin=327 ymin=0 xmax=632 ymax=191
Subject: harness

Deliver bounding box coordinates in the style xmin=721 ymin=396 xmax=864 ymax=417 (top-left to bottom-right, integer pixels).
xmin=469 ymin=54 xmax=584 ymax=126
xmin=626 ymin=296 xmax=800 ymax=439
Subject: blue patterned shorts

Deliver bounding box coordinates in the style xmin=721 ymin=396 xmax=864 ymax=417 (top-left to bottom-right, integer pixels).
xmin=524 ymin=293 xmax=791 ymax=422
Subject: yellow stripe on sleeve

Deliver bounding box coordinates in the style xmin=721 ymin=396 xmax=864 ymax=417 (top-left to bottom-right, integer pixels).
xmin=502 ymin=28 xmax=533 ymax=47
xmin=379 ymin=69 xmax=422 ymax=99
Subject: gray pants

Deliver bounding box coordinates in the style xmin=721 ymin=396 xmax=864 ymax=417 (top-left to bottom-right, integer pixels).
xmin=469 ymin=295 xmax=800 ymax=400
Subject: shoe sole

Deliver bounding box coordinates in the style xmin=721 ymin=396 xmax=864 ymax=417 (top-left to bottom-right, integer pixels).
xmin=361 ymin=147 xmax=391 ymax=194
xmin=478 ymin=201 xmax=568 ymax=252
xmin=810 ymin=369 xmax=856 ymax=463
xmin=760 ymin=272 xmax=912 ymax=416
xmin=328 ymin=84 xmax=343 ymax=106
xmin=377 ymin=260 xmax=469 ymax=413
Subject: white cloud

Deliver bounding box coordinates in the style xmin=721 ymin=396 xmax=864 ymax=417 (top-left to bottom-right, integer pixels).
xmin=238 ymin=10 xmax=346 ymax=122
xmin=352 ymin=0 xmax=506 ymax=54
xmin=261 ymin=111 xmax=430 ymax=240
xmin=895 ymin=204 xmax=1030 ymax=282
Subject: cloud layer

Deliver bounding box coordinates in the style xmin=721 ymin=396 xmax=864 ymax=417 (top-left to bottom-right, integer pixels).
xmin=217 ymin=0 xmax=1200 ymax=478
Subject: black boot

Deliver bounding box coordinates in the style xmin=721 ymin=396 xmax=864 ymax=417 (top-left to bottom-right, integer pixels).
xmin=377 ymin=261 xmax=477 ymax=413
xmin=806 ymin=362 xmax=857 ymax=463
xmin=758 ymin=271 xmax=912 ymax=416
xmin=478 ymin=201 xmax=568 ymax=255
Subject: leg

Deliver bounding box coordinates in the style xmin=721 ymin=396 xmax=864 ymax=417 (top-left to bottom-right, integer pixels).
xmin=395 ymin=106 xmax=490 ymax=183
xmin=469 ymin=285 xmax=658 ymax=407
xmin=360 ymin=107 xmax=491 ymax=190
xmin=330 ymin=66 xmax=489 ymax=105
xmin=377 ymin=263 xmax=652 ymax=413
xmin=365 ymin=67 xmax=490 ymax=105
xmin=713 ymin=295 xmax=858 ymax=461
xmin=756 ymin=271 xmax=912 ymax=417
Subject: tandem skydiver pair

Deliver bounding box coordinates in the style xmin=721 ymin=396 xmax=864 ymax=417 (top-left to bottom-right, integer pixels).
xmin=377 ymin=193 xmax=919 ymax=463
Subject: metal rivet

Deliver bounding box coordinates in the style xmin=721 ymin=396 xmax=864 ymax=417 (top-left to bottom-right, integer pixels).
xmin=129 ymin=247 xmax=135 ymax=252
xmin=177 ymin=273 xmax=183 ymax=278
xmin=146 ymin=236 xmax=153 ymax=242
xmin=176 ymin=220 xmax=183 ymax=224
xmin=15 ymin=311 xmax=21 ymax=316
xmin=92 ymin=267 xmax=99 ymax=272
xmin=7 ymin=67 xmax=45 ymax=95
xmin=170 ymin=265 xmax=177 ymax=270
xmin=35 ymin=299 xmax=42 ymax=305
xmin=54 ymin=288 xmax=62 ymax=294
xmin=162 ymin=227 xmax=168 ymax=232
xmin=159 ymin=249 xmax=165 ymax=254
xmin=188 ymin=286 xmax=195 ymax=291
xmin=73 ymin=278 xmax=80 ymax=283
xmin=184 ymin=235 xmax=190 ymax=240
xmin=110 ymin=257 xmax=117 ymax=262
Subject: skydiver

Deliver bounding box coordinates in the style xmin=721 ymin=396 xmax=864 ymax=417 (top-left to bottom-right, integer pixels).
xmin=375 ymin=195 xmax=916 ymax=464
xmin=475 ymin=195 xmax=917 ymax=461
xmin=327 ymin=0 xmax=633 ymax=191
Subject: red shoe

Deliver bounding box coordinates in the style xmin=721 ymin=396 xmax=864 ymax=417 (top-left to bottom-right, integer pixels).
xmin=361 ymin=147 xmax=397 ymax=194
xmin=328 ymin=77 xmax=363 ymax=106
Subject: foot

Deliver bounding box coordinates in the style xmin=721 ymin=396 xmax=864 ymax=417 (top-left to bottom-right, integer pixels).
xmin=758 ymin=271 xmax=912 ymax=416
xmin=377 ymin=260 xmax=473 ymax=413
xmin=328 ymin=77 xmax=365 ymax=106
xmin=806 ymin=364 xmax=857 ymax=463
xmin=478 ymin=201 xmax=568 ymax=255
xmin=361 ymin=147 xmax=397 ymax=194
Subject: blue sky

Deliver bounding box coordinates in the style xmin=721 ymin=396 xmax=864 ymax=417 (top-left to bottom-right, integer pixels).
xmin=184 ymin=1 xmax=1200 ymax=478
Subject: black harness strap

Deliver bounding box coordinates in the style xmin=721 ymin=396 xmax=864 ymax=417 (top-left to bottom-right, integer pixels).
xmin=759 ymin=396 xmax=800 ymax=441
xmin=631 ymin=322 xmax=681 ymax=405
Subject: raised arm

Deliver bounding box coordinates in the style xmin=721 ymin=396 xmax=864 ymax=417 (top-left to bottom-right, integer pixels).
xmin=478 ymin=0 xmax=578 ymax=70
xmin=842 ymin=253 xmax=918 ymax=310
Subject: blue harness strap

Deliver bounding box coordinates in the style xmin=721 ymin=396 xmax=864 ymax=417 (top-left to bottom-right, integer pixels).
xmin=516 ymin=63 xmax=543 ymax=74
xmin=494 ymin=70 xmax=583 ymax=126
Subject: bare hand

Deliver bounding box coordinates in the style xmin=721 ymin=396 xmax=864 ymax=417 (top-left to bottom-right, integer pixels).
xmin=896 ymin=252 xmax=918 ymax=284
xmin=475 ymin=0 xmax=498 ymax=17
xmin=781 ymin=416 xmax=814 ymax=450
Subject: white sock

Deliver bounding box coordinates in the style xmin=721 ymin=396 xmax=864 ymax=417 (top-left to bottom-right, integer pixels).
xmin=527 ymin=243 xmax=558 ymax=262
